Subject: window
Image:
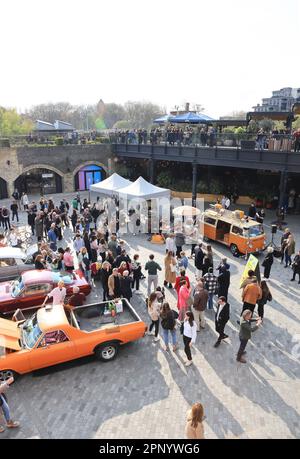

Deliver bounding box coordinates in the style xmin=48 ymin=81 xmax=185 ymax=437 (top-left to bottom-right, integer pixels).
xmin=39 ymin=330 xmax=69 ymax=347
xmin=248 ymin=225 xmax=264 ymax=237
xmin=22 ymin=314 xmax=43 ymax=349
xmin=231 ymin=226 xmax=243 ymax=235
xmin=204 ymin=217 xmax=216 ymax=226
xmin=0 ymin=258 xmax=17 ymax=267
xmin=24 ymin=284 xmax=50 ymax=296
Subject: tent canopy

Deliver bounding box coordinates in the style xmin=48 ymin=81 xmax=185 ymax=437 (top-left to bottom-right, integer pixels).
xmin=170 ymin=112 xmax=214 ymax=124
xmin=118 ymin=176 xmax=170 ymax=200
xmin=153 ymin=114 xmax=175 ymax=124
xmin=89 ymin=173 xmax=132 ymax=195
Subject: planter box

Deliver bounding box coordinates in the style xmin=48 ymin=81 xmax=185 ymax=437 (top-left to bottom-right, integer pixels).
xmin=241 ymin=140 xmax=256 ymax=150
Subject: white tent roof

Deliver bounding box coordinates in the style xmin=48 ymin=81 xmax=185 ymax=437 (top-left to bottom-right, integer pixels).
xmin=90 ymin=173 xmax=132 ymax=195
xmin=118 ymin=176 xmax=170 ymax=199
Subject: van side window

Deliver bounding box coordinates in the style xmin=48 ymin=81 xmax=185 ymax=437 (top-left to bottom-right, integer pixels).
xmin=232 ymin=226 xmax=243 ymax=235
xmin=204 ymin=217 xmax=216 ymax=226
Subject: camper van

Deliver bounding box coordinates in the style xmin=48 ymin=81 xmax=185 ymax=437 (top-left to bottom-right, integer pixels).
xmin=201 ymin=206 xmax=266 ymax=255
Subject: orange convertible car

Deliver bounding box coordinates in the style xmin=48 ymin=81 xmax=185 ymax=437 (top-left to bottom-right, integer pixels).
xmin=0 ymin=299 xmax=147 ymax=380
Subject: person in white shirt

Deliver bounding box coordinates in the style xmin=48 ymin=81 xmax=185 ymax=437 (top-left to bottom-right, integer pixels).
xmin=165 ymin=233 xmax=177 ymax=254
xmin=182 ymin=311 xmax=197 ymax=366
xmin=42 ymin=281 xmax=66 ymax=307
xmin=225 ymin=197 xmax=231 ymax=209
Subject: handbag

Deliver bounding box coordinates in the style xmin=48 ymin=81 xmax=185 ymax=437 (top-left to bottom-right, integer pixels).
xmin=170 ymin=263 xmax=176 ymax=273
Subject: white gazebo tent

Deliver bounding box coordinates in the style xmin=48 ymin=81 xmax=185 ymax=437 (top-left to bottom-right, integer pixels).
xmin=89 ymin=173 xmax=132 ymax=196
xmin=118 ymin=176 xmax=170 ymax=200
xmin=118 ymin=177 xmax=170 ymax=235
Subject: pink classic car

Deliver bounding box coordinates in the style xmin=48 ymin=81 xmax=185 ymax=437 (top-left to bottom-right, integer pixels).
xmin=0 ymin=269 xmax=91 ymax=315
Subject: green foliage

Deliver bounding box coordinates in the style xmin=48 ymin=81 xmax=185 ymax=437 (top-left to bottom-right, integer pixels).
xmin=259 ymin=118 xmax=275 ymax=132
xmin=156 ymin=171 xmax=173 ymax=189
xmin=293 ymin=116 xmax=300 ymax=130
xmin=55 ymin=137 xmax=64 ymax=145
xmin=0 ymin=108 xmax=34 ymax=136
xmin=196 ymin=181 xmax=208 ymax=193
xmin=247 ymin=120 xmax=260 ymax=134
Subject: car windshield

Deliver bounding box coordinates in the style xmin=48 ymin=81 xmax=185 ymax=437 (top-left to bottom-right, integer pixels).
xmin=11 ymin=277 xmax=25 ymax=297
xmin=247 ymin=225 xmax=264 ymax=237
xmin=22 ymin=314 xmax=43 ymax=349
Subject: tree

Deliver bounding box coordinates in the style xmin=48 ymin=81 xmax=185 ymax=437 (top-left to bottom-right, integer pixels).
xmin=124 ymin=101 xmax=163 ymax=129
xmin=259 ymin=118 xmax=275 ymax=132
xmin=113 ymin=120 xmax=131 ymax=129
xmin=0 ymin=108 xmax=34 ymax=135
xmin=103 ymin=103 xmax=126 ymax=129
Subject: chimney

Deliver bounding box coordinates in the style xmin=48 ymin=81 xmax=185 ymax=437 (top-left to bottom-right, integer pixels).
xmin=185 ymin=102 xmax=190 ymax=112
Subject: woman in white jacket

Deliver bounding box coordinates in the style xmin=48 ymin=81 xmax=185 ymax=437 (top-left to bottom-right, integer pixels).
xmin=183 ymin=311 xmax=197 ymax=366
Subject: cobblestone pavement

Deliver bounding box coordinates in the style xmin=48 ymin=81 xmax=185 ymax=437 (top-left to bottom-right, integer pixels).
xmin=0 ymin=193 xmax=300 ymax=439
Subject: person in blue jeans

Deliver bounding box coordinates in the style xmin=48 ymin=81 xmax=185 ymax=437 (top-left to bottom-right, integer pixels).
xmin=160 ymin=302 xmax=178 ymax=352
xmin=203 ymin=267 xmax=218 ymax=310
xmin=0 ymin=376 xmax=20 ymax=433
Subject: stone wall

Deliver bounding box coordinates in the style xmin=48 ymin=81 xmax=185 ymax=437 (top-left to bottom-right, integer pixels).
xmin=0 ymin=144 xmax=115 ymax=196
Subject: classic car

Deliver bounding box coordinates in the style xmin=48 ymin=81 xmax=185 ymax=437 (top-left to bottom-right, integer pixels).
xmin=0 ymin=245 xmax=38 ymax=282
xmin=0 ymin=269 xmax=91 ymax=315
xmin=0 ymin=299 xmax=147 ymax=380
xmin=201 ymin=206 xmax=266 ymax=255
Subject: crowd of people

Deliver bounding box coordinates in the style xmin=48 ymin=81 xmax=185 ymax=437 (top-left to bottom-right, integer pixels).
xmin=0 ymin=188 xmax=299 ymax=437
xmin=109 ymin=126 xmax=300 ymax=151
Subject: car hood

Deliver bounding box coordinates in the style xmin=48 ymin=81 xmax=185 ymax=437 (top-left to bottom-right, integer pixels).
xmin=0 ymin=317 xmax=21 ymax=351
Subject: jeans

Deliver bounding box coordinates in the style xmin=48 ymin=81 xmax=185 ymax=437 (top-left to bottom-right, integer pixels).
xmin=208 ymin=292 xmax=214 ymax=309
xmin=183 ymin=335 xmax=192 ymax=361
xmin=285 ymin=252 xmax=292 ymax=266
xmin=12 ymin=212 xmax=19 ymax=222
xmin=147 ymin=275 xmax=158 ymax=296
xmin=84 ymin=269 xmax=91 ymax=283
xmin=0 ymin=395 xmax=10 ymax=422
xmin=162 ymin=328 xmax=177 ymax=347
xmin=237 ymin=339 xmax=248 ymax=358
xmin=149 ymin=319 xmax=159 ymax=337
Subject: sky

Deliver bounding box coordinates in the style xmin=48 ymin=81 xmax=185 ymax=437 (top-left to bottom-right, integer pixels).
xmin=0 ymin=0 xmax=299 ymax=118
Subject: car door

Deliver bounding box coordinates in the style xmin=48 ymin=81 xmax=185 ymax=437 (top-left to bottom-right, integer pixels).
xmin=28 ymin=330 xmax=76 ymax=370
xmin=20 ymin=283 xmax=52 ymax=310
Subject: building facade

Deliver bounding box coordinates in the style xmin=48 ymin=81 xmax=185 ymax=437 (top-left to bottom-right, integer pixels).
xmin=253 ymin=87 xmax=300 ymax=112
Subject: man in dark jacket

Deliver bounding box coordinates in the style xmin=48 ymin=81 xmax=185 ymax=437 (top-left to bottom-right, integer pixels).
xmin=214 ymin=296 xmax=230 ymax=347
xmin=10 ymin=201 xmax=19 ymax=222
xmin=28 ymin=210 xmax=36 ymax=235
xmin=192 ymin=281 xmax=208 ymax=331
xmin=217 ymin=266 xmax=230 ymax=300
xmin=194 ymin=243 xmax=205 ymax=277
xmin=119 ymin=271 xmax=133 ymax=301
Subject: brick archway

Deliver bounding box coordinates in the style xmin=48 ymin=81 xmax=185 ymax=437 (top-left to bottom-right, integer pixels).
xmin=72 ymin=161 xmax=108 ymax=177
xmin=14 ymin=165 xmax=64 ymax=195
xmin=73 ymin=162 xmax=108 ymax=191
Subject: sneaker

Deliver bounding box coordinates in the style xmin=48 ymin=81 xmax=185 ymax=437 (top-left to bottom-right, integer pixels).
xmin=185 ymin=360 xmax=193 ymax=366
xmin=153 ymin=337 xmax=160 ymax=342
xmin=0 ymin=425 xmax=5 ymax=433
xmin=165 ymin=346 xmax=170 ymax=352
xmin=135 ymin=290 xmax=143 ymax=295
xmin=214 ymin=340 xmax=221 ymax=348
xmin=6 ymin=421 xmax=20 ymax=429
xmin=290 ymin=279 xmax=295 ymax=282
xmin=236 ymin=356 xmax=247 ymax=363
xmin=172 ymin=345 xmax=178 ymax=352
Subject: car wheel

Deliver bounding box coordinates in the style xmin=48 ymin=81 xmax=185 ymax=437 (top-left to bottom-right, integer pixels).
xmin=94 ymin=342 xmax=119 ymax=362
xmin=230 ymin=244 xmax=239 ymax=256
xmin=0 ymin=370 xmax=18 ymax=383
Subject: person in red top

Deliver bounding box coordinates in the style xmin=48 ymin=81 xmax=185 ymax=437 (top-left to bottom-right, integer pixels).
xmin=175 ymin=270 xmax=190 ymax=294
xmin=293 ymin=129 xmax=300 ymax=152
